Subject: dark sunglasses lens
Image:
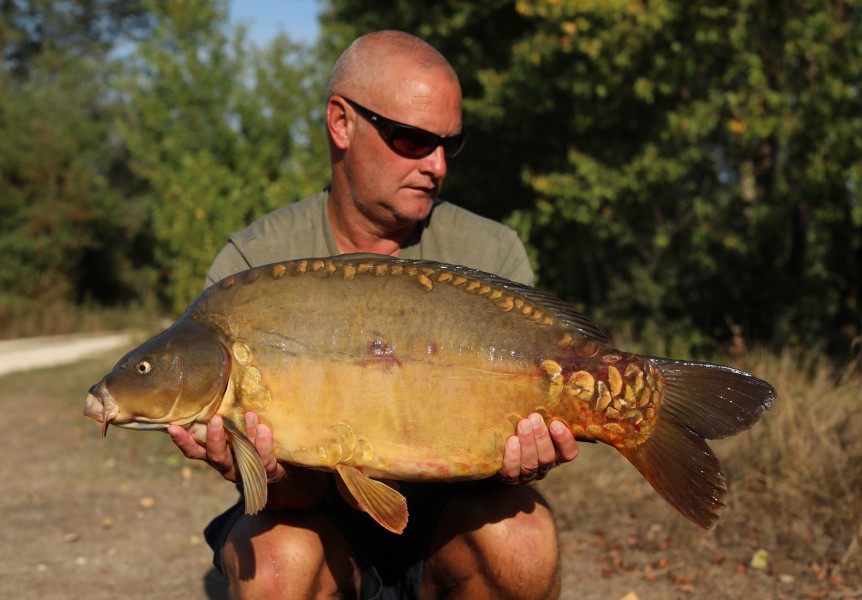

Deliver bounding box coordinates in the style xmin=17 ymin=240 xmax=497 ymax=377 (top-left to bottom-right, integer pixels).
xmin=390 ymin=129 xmax=438 ymax=158
xmin=391 ymin=129 xmax=466 ymax=158
xmin=441 ymin=135 xmax=465 ymax=158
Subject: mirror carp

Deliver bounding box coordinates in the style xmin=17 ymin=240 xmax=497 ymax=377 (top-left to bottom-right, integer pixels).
xmin=84 ymin=255 xmax=775 ymax=533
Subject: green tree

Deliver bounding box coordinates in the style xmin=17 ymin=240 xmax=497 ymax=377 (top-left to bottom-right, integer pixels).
xmin=0 ymin=1 xmax=155 ymax=334
xmin=1 ymin=0 xmax=152 ymax=77
xmin=119 ymin=0 xmax=329 ymax=313
xmin=319 ymin=0 xmax=862 ymax=356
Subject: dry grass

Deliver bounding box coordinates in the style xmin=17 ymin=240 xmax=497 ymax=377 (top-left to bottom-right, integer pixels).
xmin=717 ymin=349 xmax=862 ymax=580
xmin=0 ymin=298 xmax=164 ymax=340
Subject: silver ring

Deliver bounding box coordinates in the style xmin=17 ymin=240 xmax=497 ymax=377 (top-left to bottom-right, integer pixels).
xmin=520 ymin=467 xmax=538 ymax=482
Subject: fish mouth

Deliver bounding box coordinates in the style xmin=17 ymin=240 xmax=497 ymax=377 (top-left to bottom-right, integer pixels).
xmin=84 ymin=383 xmax=120 ymax=438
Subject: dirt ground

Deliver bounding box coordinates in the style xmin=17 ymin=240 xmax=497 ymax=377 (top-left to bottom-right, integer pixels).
xmin=1 ymin=339 xmax=858 ymax=599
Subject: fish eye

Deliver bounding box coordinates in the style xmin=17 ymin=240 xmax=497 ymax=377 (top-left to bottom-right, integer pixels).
xmin=135 ymin=360 xmax=152 ymax=375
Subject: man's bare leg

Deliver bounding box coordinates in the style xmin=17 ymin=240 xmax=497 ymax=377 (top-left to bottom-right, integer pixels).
xmin=421 ymin=486 xmax=561 ymax=600
xmin=223 ymin=510 xmax=361 ymax=600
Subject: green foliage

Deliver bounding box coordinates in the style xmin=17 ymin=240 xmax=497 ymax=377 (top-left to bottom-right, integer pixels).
xmin=320 ymin=0 xmax=862 ymax=357
xmin=0 ymin=1 xmax=156 ymax=333
xmin=2 ymin=0 xmax=859 ymax=361
xmin=119 ymin=0 xmax=329 ymax=313
xmin=0 ymin=0 xmax=153 ymax=77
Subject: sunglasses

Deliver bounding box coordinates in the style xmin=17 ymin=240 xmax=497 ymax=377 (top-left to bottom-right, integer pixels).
xmin=340 ymin=96 xmax=467 ymax=159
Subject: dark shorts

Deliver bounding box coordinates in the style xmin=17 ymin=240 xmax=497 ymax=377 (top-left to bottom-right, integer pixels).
xmin=204 ymin=477 xmax=459 ymax=600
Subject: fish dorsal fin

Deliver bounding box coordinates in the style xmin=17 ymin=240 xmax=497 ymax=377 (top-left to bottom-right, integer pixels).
xmin=222 ymin=417 xmax=268 ymax=514
xmin=332 ymin=254 xmax=610 ymax=345
xmin=335 ymin=464 xmax=408 ymax=534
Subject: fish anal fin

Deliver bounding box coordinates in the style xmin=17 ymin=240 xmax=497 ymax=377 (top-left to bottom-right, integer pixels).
xmin=620 ymin=422 xmax=727 ymax=529
xmin=222 ymin=417 xmax=268 ymax=515
xmin=336 ymin=464 xmax=408 ymax=534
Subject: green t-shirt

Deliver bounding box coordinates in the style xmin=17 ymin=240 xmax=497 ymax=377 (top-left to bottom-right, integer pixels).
xmin=205 ymin=190 xmax=534 ymax=287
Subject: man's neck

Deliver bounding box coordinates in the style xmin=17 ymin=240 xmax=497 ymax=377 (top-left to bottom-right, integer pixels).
xmin=327 ymin=195 xmax=416 ymax=256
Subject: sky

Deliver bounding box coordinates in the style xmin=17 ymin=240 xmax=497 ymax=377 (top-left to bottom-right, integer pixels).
xmin=229 ymin=0 xmax=322 ymax=45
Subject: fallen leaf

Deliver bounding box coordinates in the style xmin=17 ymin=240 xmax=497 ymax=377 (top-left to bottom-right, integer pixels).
xmin=750 ymin=548 xmax=769 ymax=570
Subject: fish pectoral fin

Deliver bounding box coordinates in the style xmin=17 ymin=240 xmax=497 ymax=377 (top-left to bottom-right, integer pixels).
xmin=222 ymin=417 xmax=268 ymax=515
xmin=335 ymin=465 xmax=408 ymax=534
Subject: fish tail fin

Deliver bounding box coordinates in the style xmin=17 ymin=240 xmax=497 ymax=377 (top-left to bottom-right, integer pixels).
xmin=619 ymin=418 xmax=727 ymax=528
xmin=619 ymin=360 xmax=775 ymax=528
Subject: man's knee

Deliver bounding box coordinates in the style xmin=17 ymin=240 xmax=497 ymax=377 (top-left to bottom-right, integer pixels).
xmin=471 ymin=489 xmax=560 ymax=588
xmin=223 ymin=511 xmax=359 ymax=599
xmin=425 ymin=486 xmax=561 ymax=600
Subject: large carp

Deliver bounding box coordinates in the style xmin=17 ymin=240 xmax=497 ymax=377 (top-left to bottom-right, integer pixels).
xmin=84 ymin=255 xmax=775 ymax=533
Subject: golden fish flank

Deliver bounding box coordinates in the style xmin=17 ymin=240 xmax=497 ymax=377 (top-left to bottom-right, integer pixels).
xmin=84 ymin=255 xmax=776 ymax=535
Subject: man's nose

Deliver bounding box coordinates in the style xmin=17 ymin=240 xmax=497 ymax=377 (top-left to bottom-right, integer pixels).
xmin=418 ymin=145 xmax=447 ymax=179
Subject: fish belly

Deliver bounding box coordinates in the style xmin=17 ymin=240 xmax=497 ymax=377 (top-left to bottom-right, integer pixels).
xmin=248 ymin=355 xmax=550 ymax=481
xmin=201 ymin=257 xmax=603 ymax=479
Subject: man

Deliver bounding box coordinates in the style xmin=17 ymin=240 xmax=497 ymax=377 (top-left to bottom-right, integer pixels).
xmin=169 ymin=30 xmax=579 ymax=599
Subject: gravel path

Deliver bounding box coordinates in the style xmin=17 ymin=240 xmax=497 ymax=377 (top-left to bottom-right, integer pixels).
xmin=0 ymin=332 xmax=134 ymax=377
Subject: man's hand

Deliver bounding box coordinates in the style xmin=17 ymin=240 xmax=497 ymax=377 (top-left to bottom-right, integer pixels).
xmin=167 ymin=412 xmax=287 ymax=486
xmin=500 ymin=413 xmax=578 ymax=483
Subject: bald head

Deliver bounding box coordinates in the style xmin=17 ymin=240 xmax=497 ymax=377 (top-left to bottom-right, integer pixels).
xmin=323 ymin=31 xmax=464 ymax=254
xmin=327 ymin=31 xmax=459 ymax=100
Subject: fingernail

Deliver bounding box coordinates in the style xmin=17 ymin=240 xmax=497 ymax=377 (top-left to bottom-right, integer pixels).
xmin=209 ymin=415 xmax=221 ymax=430
xmin=518 ymin=420 xmax=532 ymax=434
xmin=550 ymin=420 xmax=565 ymax=434
xmin=530 ymin=413 xmax=544 ymax=428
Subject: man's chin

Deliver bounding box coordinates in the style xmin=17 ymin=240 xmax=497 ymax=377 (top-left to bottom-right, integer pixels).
xmin=398 ymin=190 xmax=436 ymax=220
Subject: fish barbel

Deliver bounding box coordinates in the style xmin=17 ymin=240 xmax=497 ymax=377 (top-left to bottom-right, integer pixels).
xmin=84 ymin=255 xmax=775 ymax=533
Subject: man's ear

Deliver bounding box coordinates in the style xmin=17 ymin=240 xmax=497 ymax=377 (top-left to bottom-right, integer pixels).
xmin=327 ymin=96 xmax=352 ymax=151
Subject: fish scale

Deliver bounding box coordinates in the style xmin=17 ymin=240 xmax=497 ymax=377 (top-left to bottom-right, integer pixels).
xmin=84 ymin=254 xmax=775 ymax=533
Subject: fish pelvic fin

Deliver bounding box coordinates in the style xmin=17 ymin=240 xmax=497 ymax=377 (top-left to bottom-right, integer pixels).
xmin=222 ymin=417 xmax=268 ymax=515
xmin=620 ymin=360 xmax=776 ymax=529
xmin=335 ymin=464 xmax=408 ymax=534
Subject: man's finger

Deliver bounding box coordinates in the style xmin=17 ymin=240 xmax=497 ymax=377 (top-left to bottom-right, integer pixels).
xmin=244 ymin=412 xmax=259 ymax=446
xmin=516 ymin=417 xmax=539 ymax=474
xmin=549 ymin=419 xmax=579 ymax=463
xmin=528 ymin=413 xmax=557 ymax=466
xmin=500 ymin=436 xmax=522 ymax=482
xmin=206 ymin=415 xmax=235 ymax=478
xmin=167 ymin=425 xmax=206 ymax=461
xmin=253 ymin=423 xmax=286 ymax=483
